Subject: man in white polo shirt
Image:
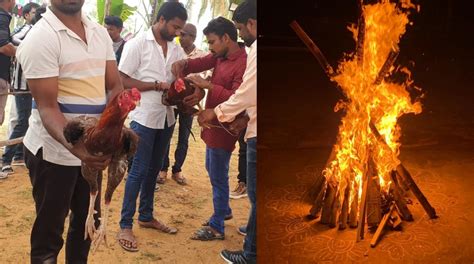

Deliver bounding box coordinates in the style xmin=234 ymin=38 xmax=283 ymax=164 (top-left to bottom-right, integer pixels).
xmin=17 ymin=0 xmax=122 ymax=262
xmin=117 ymin=2 xmax=187 ymax=252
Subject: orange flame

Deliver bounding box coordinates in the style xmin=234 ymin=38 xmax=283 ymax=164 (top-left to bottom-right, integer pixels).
xmin=323 ymin=0 xmax=422 ymax=208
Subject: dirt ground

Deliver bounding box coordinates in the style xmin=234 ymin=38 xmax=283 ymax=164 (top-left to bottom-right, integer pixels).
xmin=0 ymin=97 xmax=249 ymax=263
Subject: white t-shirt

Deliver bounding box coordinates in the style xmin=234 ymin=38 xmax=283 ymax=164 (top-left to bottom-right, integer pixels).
xmin=17 ymin=8 xmax=116 ymax=166
xmin=118 ymin=29 xmax=187 ymax=129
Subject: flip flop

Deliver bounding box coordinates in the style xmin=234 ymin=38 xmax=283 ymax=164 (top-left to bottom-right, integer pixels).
xmin=191 ymin=226 xmax=225 ymax=241
xmin=117 ymin=228 xmax=139 ymax=252
xmin=172 ymin=172 xmax=187 ymax=185
xmin=138 ymin=218 xmax=178 ymax=234
xmin=156 ymin=171 xmax=167 ymax=184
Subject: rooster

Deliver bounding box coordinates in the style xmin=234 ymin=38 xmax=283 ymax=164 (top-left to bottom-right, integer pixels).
xmin=63 ymin=88 xmax=141 ymax=252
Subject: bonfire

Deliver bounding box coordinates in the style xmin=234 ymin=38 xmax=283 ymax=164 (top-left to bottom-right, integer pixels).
xmin=291 ymin=0 xmax=438 ymax=246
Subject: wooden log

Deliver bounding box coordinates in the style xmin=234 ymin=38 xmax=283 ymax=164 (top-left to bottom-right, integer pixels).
xmin=309 ymin=145 xmax=336 ymax=200
xmin=366 ymin=158 xmax=382 ymax=228
xmin=389 ymin=171 xmax=413 ymax=221
xmin=388 ymin=208 xmax=402 ymax=229
xmin=320 ymin=183 xmax=337 ymax=224
xmin=368 ymin=121 xmax=437 ymax=219
xmin=391 ymin=168 xmax=410 ymax=194
xmin=328 ymin=188 xmax=340 ymax=228
xmin=356 ymin=155 xmax=371 ymax=241
xmin=370 ymin=203 xmax=395 ymax=248
xmin=309 ymin=176 xmax=327 ymax=218
xmin=290 ymin=20 xmax=335 ymax=77
xmin=396 ymin=165 xmax=438 ymax=219
xmin=0 ymin=137 xmax=23 ymax=148
xmin=348 ymin=185 xmax=359 ymax=228
xmin=356 ymin=0 xmax=366 ymax=65
xmin=373 ymin=49 xmax=399 ymax=85
xmin=339 ymin=185 xmax=350 ymax=229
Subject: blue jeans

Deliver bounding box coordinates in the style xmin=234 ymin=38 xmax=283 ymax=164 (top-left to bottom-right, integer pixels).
xmin=2 ymin=94 xmax=32 ymax=164
xmin=237 ymin=129 xmax=247 ymax=183
xmin=205 ymin=147 xmax=232 ymax=234
xmin=119 ymin=121 xmax=174 ymax=229
xmin=162 ymin=111 xmax=194 ymax=173
xmin=244 ymin=137 xmax=256 ymax=260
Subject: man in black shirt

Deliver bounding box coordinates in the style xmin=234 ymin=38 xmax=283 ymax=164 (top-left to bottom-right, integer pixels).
xmin=0 ymin=0 xmax=16 ymax=137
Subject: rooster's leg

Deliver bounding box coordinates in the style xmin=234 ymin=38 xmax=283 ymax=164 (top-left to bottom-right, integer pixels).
xmin=84 ymin=192 xmax=98 ymax=240
xmin=91 ymin=202 xmax=109 ymax=253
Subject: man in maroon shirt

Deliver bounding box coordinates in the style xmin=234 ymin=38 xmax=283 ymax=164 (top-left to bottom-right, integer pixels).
xmin=172 ymin=16 xmax=247 ymax=240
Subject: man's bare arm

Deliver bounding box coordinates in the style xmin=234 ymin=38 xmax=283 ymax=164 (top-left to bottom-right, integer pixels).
xmin=105 ymin=60 xmax=124 ymax=101
xmin=0 ymin=43 xmax=16 ymax=57
xmin=120 ymin=72 xmax=169 ymax=92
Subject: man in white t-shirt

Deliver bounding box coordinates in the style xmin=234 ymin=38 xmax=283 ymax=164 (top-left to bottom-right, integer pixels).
xmin=157 ymin=23 xmax=208 ymax=186
xmin=117 ymin=2 xmax=187 ymax=252
xmin=17 ymin=0 xmax=121 ymax=262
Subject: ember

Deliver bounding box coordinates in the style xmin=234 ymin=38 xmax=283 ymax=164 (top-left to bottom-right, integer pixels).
xmin=291 ymin=0 xmax=437 ymax=246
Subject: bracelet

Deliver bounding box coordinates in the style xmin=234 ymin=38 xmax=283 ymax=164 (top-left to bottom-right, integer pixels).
xmin=154 ymin=81 xmax=158 ymax=91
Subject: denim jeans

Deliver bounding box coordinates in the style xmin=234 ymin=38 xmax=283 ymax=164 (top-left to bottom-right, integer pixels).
xmin=244 ymin=137 xmax=256 ymax=260
xmin=162 ymin=110 xmax=194 ymax=173
xmin=237 ymin=129 xmax=247 ymax=184
xmin=2 ymin=93 xmax=32 ymax=164
xmin=205 ymin=147 xmax=232 ymax=234
xmin=120 ymin=121 xmax=174 ymax=229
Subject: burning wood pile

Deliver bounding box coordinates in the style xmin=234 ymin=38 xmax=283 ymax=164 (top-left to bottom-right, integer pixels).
xmin=291 ymin=0 xmax=438 ymax=246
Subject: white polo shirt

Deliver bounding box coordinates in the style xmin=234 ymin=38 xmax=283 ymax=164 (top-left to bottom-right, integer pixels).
xmin=118 ymin=29 xmax=186 ymax=129
xmin=17 ymin=8 xmax=116 ymax=166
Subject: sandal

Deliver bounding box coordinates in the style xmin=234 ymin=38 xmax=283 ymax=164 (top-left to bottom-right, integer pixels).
xmin=202 ymin=214 xmax=233 ymax=226
xmin=172 ymin=172 xmax=187 ymax=185
xmin=117 ymin=228 xmax=139 ymax=252
xmin=191 ymin=226 xmax=224 ymax=241
xmin=156 ymin=171 xmax=167 ymax=184
xmin=138 ymin=218 xmax=178 ymax=234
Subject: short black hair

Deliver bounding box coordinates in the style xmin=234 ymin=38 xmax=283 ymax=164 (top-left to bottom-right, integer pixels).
xmin=156 ymin=2 xmax=188 ymax=23
xmin=232 ymin=0 xmax=256 ymax=24
xmin=104 ymin=16 xmax=124 ymax=28
xmin=23 ymin=2 xmax=40 ymax=17
xmin=31 ymin=6 xmax=46 ymax=25
xmin=203 ymin=17 xmax=238 ymax=42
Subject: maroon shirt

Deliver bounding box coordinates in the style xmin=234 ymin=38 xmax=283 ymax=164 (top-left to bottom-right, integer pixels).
xmin=185 ymin=47 xmax=247 ymax=152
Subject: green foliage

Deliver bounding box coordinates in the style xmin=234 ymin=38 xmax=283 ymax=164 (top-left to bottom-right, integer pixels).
xmin=97 ymin=0 xmax=105 ymax=24
xmin=197 ymin=0 xmax=242 ymax=21
xmin=97 ymin=0 xmax=137 ymax=25
xmin=121 ymin=3 xmax=138 ymax=23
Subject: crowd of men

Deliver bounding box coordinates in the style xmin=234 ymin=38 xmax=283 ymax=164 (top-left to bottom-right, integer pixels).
xmin=0 ymin=0 xmax=256 ymax=263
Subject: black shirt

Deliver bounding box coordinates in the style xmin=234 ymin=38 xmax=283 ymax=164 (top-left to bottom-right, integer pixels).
xmin=0 ymin=8 xmax=12 ymax=81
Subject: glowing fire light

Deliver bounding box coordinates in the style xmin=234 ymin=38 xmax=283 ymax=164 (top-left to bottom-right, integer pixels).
xmin=323 ymin=0 xmax=422 ymax=215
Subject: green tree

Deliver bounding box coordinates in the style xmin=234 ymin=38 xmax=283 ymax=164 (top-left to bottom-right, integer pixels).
xmin=97 ymin=0 xmax=137 ymax=24
xmin=192 ymin=0 xmax=245 ymax=21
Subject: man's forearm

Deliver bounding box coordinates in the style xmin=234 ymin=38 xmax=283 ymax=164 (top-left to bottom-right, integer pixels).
xmin=121 ymin=76 xmax=154 ymax=91
xmin=106 ymin=82 xmax=124 ymax=104
xmin=0 ymin=43 xmax=16 ymax=57
xmin=37 ymin=106 xmax=71 ymax=150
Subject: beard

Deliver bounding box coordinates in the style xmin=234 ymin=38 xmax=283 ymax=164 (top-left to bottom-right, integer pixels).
xmin=211 ymin=47 xmax=228 ymax=58
xmin=160 ymin=27 xmax=175 ymax=42
xmin=243 ymin=37 xmax=255 ymax=47
xmin=54 ymin=0 xmax=84 ymax=15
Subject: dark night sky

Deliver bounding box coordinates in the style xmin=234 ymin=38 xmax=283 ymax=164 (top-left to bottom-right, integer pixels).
xmin=257 ymin=0 xmax=474 ymax=149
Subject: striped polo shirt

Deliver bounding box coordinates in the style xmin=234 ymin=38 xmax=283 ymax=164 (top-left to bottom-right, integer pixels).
xmin=17 ymin=8 xmax=116 ymax=166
